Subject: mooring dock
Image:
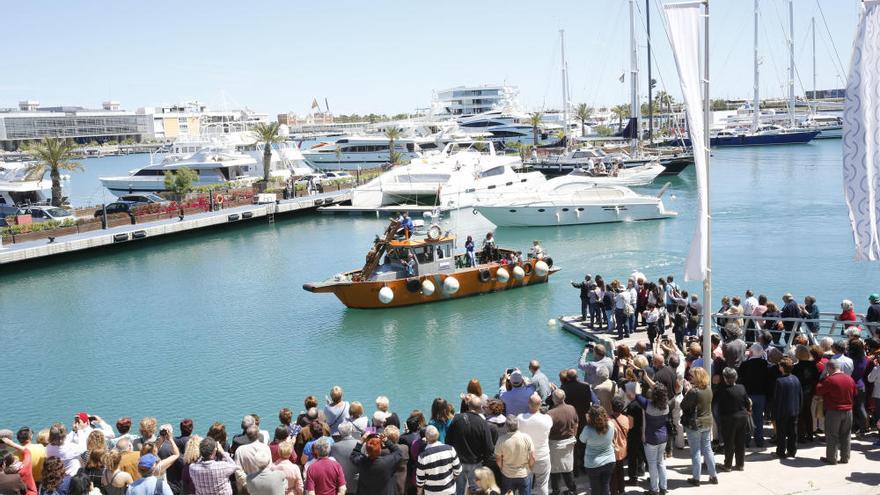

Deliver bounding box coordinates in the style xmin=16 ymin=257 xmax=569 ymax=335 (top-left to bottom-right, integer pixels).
xmin=0 ymin=191 xmax=350 ymax=265
xmin=558 ymin=314 xmax=642 ymax=349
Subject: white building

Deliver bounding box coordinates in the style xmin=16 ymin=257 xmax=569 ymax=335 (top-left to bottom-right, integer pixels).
xmin=433 ymin=85 xmax=518 ymax=117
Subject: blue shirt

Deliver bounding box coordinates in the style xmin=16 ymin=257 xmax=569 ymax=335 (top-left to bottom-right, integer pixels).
xmin=578 ymin=423 xmax=616 ymax=468
xmin=500 ymin=384 xmax=537 ymax=416
xmin=127 ymin=476 xmax=173 ymax=495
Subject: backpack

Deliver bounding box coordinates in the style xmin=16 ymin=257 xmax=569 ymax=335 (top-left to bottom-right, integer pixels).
xmin=611 ymin=415 xmax=630 ymax=461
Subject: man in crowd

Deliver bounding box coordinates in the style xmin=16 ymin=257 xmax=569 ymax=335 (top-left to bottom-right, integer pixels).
xmin=579 ymin=344 xmax=613 ymax=387
xmin=547 ymin=389 xmax=577 ymax=495
xmin=231 ymin=416 xmax=258 ymax=456
xmin=495 ymin=416 xmax=534 ymax=495
xmin=45 ymin=423 xmax=84 ymax=480
xmin=501 ymin=371 xmax=537 ymax=416
xmin=329 ymin=423 xmax=359 ymax=495
xmin=773 ymin=357 xmax=803 ymax=459
xmin=306 ymin=437 xmax=346 ymax=495
xmin=445 ymin=396 xmax=494 ymax=495
xmin=570 ymin=275 xmax=592 ymax=324
xmin=518 ymin=394 xmax=552 ymax=495
xmin=559 ymin=369 xmax=596 ymax=477
xmin=116 ymin=437 xmax=141 ymax=480
xmin=127 ymin=454 xmax=173 ymax=495
xmin=190 ymin=437 xmax=241 ymax=495
xmin=529 ymin=360 xmax=552 ymax=402
xmin=816 ymin=360 xmax=857 ymax=465
xmin=416 ymin=426 xmax=461 ymax=495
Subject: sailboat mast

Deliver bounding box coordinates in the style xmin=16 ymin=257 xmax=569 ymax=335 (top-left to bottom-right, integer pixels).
xmin=788 ymin=0 xmax=795 ymax=128
xmin=702 ymin=0 xmax=712 ymax=375
xmin=560 ymin=29 xmax=569 ymax=147
xmin=812 ymin=16 xmax=817 ymax=113
xmin=629 ymin=0 xmax=640 ymax=152
xmin=646 ymin=0 xmax=653 ymax=141
xmin=752 ymin=0 xmax=760 ymax=132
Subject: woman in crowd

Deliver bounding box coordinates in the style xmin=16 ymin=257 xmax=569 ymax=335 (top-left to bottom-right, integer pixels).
xmin=579 ymin=405 xmax=616 ymax=495
xmin=271 ymin=440 xmax=303 ymax=495
xmin=347 ymin=402 xmax=369 ymax=435
xmin=792 ymin=345 xmax=819 ymax=442
xmin=206 ymin=422 xmax=229 ymax=452
xmin=428 ymin=398 xmax=452 ymax=443
xmin=716 ymin=367 xmax=751 ymax=472
xmin=101 ymin=450 xmax=132 ymax=495
xmin=473 ymin=466 xmax=500 ymax=495
xmin=39 ymin=457 xmax=65 ymax=495
xmin=180 ymin=435 xmax=202 ymax=495
xmin=643 ymin=384 xmax=669 ymax=495
xmin=680 ymin=368 xmax=718 ymax=486
xmin=738 ymin=343 xmax=769 ymax=448
xmin=66 ymin=472 xmax=95 ymax=495
xmin=459 ymin=379 xmax=488 ymax=413
xmin=849 ymin=339 xmax=870 ymax=435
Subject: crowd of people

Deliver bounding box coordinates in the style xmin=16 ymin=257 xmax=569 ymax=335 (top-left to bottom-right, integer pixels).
xmin=2 ymin=327 xmax=878 ymax=495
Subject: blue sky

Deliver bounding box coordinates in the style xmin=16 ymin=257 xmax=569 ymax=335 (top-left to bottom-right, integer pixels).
xmin=0 ymin=0 xmax=860 ymax=115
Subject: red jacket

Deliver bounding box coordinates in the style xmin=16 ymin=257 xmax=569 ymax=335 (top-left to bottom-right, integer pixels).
xmin=816 ymin=372 xmax=857 ymax=411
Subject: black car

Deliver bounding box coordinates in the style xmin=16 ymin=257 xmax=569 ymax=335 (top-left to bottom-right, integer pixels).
xmin=93 ymin=200 xmax=143 ymax=217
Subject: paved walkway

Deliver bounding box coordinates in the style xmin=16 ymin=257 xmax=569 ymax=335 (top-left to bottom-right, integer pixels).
xmin=572 ymin=436 xmax=878 ymax=495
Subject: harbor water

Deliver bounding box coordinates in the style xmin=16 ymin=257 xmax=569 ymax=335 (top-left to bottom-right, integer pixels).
xmin=2 ymin=139 xmax=878 ymax=431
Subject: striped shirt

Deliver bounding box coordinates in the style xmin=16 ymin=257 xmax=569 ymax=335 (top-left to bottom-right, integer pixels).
xmin=415 ymin=442 xmax=461 ymax=495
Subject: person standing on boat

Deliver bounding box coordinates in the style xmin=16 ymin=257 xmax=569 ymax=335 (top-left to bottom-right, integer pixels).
xmin=570 ymin=275 xmax=593 ymax=323
xmin=405 ymin=254 xmax=416 ymax=277
xmin=481 ymin=233 xmax=496 ymax=263
xmin=465 ymin=236 xmax=476 ymax=267
xmin=401 ymin=213 xmax=414 ymax=238
xmin=528 ymin=240 xmax=544 ymax=260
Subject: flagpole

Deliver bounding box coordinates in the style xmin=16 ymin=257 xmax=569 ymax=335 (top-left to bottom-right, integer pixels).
xmin=702 ymin=0 xmax=712 ymax=374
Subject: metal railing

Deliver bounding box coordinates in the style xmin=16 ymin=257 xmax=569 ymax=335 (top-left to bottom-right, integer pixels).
xmin=707 ymin=311 xmax=879 ymax=347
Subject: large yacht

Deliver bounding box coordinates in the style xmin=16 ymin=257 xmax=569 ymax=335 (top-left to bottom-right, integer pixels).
xmin=0 ymin=161 xmax=53 ymax=205
xmin=350 ymin=141 xmax=545 ymax=210
xmin=301 ymin=136 xmax=437 ymax=170
xmin=100 ymin=134 xmax=310 ymax=196
xmin=457 ymin=110 xmax=564 ymax=147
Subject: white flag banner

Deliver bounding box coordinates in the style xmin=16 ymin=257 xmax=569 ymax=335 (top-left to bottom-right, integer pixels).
xmin=842 ymin=0 xmax=880 ymax=261
xmin=664 ymin=1 xmax=708 ymax=281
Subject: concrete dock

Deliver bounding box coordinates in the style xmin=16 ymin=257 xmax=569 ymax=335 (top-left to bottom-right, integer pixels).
xmin=0 ymin=190 xmax=350 ymax=265
xmin=559 ymin=314 xmax=642 ymax=350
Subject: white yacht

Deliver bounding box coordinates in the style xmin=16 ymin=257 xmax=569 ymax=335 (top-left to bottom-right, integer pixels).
xmin=301 ymin=136 xmax=435 ymax=169
xmin=457 ymin=110 xmax=564 ymax=147
xmin=100 ymin=133 xmax=311 ymax=196
xmin=801 ymin=114 xmax=843 ymax=139
xmin=474 ymin=184 xmax=675 ymax=227
xmin=0 ymin=162 xmax=53 ymax=205
xmin=540 ymin=162 xmax=665 ymax=187
xmin=350 ymin=141 xmax=545 ymax=210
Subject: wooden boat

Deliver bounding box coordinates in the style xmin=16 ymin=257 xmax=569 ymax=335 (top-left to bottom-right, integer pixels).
xmin=303 ymin=220 xmax=560 ymax=308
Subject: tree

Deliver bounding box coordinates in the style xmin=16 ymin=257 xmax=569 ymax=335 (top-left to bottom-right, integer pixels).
xmin=163 ymin=166 xmax=197 ymax=196
xmin=251 ymin=122 xmax=285 ymax=182
xmin=528 ymin=112 xmax=544 ymax=147
xmin=507 ymin=141 xmax=534 ymax=162
xmin=711 ymin=99 xmax=729 ymax=111
xmin=640 ymin=101 xmax=660 ymax=116
xmin=385 ymin=127 xmax=401 ymax=165
xmin=575 ymin=103 xmax=593 ymax=136
xmin=25 ymin=138 xmax=82 ymax=206
xmin=655 ymin=90 xmax=675 ymax=115
xmin=611 ymin=104 xmax=630 ymax=128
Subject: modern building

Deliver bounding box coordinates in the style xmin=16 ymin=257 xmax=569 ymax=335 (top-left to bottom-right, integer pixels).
xmin=432 ymin=85 xmax=518 ymax=117
xmin=0 ymin=100 xmax=151 ymax=150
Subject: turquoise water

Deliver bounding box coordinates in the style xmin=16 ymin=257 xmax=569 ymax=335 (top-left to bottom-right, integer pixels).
xmin=2 ymin=139 xmax=878 ymax=432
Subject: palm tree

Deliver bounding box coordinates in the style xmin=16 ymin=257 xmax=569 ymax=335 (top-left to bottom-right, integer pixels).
xmin=575 ymin=103 xmax=593 ymax=136
xmin=655 ymin=90 xmax=675 ymax=115
xmin=527 ymin=112 xmax=544 ymax=147
xmin=25 ymin=138 xmax=82 ymax=206
xmin=385 ymin=127 xmax=401 ymax=165
xmin=251 ymin=122 xmax=284 ymax=182
xmin=611 ymin=104 xmax=630 ymax=129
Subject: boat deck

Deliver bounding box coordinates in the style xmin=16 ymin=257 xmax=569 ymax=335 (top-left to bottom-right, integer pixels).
xmin=558 ymin=314 xmax=644 ymax=349
xmin=318 ymin=204 xmax=450 ymax=215
xmin=0 ymin=191 xmax=350 ymax=265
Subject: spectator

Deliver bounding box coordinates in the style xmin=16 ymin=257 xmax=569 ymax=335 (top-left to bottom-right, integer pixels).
xmin=716 ymin=368 xmax=750 ymax=472
xmin=578 ymin=406 xmax=615 ymax=495
xmin=494 ymin=416 xmax=533 ymax=495
xmin=416 ymin=426 xmax=461 ymax=495
xmin=816 ymin=360 xmax=857 ymax=465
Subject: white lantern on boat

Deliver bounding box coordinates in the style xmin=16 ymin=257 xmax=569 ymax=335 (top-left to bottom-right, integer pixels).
xmin=443 ymin=276 xmax=460 ymax=295
xmin=421 ymin=279 xmax=435 ymax=296
xmin=378 ymin=286 xmax=394 ymax=304
xmin=512 ymin=265 xmax=525 ymax=280
xmin=496 ymin=267 xmax=510 ymax=283
xmin=534 ymin=261 xmax=550 ymax=277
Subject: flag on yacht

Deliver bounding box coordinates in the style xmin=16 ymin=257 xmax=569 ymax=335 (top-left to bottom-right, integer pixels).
xmin=842 ymin=0 xmax=880 ymax=261
xmin=664 ymin=0 xmax=708 ymax=281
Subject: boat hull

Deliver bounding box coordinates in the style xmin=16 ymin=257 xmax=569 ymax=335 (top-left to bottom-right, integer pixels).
xmin=475 ymin=202 xmax=675 ymax=227
xmin=303 ymin=260 xmax=558 ymax=309
xmin=666 ymin=129 xmax=820 ymax=147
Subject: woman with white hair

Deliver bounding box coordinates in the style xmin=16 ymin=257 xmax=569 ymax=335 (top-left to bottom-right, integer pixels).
xmin=836 ymin=299 xmax=858 ymax=333
xmin=737 ymin=343 xmax=769 ymax=448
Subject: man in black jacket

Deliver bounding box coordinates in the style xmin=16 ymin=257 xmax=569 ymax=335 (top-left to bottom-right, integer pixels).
xmin=773 ymin=357 xmax=803 ymax=458
xmin=716 ymin=367 xmax=751 ymax=471
xmin=559 ymin=369 xmax=597 ymax=476
xmin=445 ymin=395 xmax=495 ymax=495
xmin=570 ymin=275 xmax=593 ymax=324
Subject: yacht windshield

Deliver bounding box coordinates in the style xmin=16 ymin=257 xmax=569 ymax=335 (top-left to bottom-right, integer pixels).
xmin=46 ymin=208 xmax=71 ymax=217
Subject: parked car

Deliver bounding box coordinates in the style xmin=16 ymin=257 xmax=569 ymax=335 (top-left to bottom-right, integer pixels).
xmin=294 ymin=173 xmax=325 ymax=185
xmin=25 ymin=205 xmax=77 ymax=223
xmin=0 ymin=204 xmax=26 ymax=218
xmin=118 ymin=193 xmax=168 ymax=204
xmin=322 ymin=171 xmax=353 ymax=181
xmin=93 ymin=200 xmax=153 ymax=217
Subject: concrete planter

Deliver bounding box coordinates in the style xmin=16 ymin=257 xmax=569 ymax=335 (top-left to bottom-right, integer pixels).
xmin=12 ymin=230 xmax=53 ymax=243
xmin=107 ymin=215 xmax=133 ymax=228
xmin=182 ymin=206 xmax=205 ymax=216
xmin=77 ymin=222 xmax=103 ymax=233
xmin=135 ymin=212 xmax=165 ymax=224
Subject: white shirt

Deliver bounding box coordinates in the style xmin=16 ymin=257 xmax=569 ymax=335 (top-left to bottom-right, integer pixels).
xmin=615 ymin=290 xmax=632 ymax=310
xmin=517 ymin=411 xmax=552 ymax=460
xmin=742 ymin=296 xmax=759 ymax=318
xmin=47 ymin=440 xmax=86 ymax=477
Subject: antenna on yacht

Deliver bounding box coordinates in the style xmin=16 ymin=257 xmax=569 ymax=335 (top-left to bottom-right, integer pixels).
xmin=560 ymin=29 xmax=569 ymax=150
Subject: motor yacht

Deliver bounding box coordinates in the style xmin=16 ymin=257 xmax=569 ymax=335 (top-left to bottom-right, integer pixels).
xmin=538 ymin=162 xmax=665 ymax=188
xmin=301 ymin=136 xmax=435 ymax=169
xmin=474 ymin=184 xmax=676 ymax=227
xmin=0 ymin=161 xmax=53 ymax=206
xmin=350 ymin=141 xmax=545 ymax=210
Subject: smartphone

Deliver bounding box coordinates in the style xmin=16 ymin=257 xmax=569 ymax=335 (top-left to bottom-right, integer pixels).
xmin=365 ymin=426 xmax=377 ymax=435
xmin=505 ymin=368 xmax=516 ymax=375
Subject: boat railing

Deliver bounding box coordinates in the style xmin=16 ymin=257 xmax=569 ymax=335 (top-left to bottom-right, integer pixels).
xmin=707 ymin=311 xmax=879 ymax=347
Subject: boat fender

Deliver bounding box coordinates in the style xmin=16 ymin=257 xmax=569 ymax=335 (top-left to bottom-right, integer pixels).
xmin=442 ymin=276 xmax=460 ymax=295
xmin=545 ymin=256 xmax=553 ymax=268
xmin=478 ymin=268 xmax=491 ymax=283
xmin=215 ymin=193 xmax=224 ymax=205
xmin=496 ymin=267 xmax=510 ymax=283
xmin=406 ymin=278 xmax=421 ymax=293
xmin=421 ymin=279 xmax=436 ymax=296
xmin=513 ymin=265 xmax=526 ymax=280
xmin=378 ymin=286 xmax=394 ymax=304
xmin=534 ymin=260 xmax=550 ymax=277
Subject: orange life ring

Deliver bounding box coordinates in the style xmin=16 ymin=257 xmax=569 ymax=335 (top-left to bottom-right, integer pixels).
xmin=215 ymin=193 xmax=224 ymax=205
